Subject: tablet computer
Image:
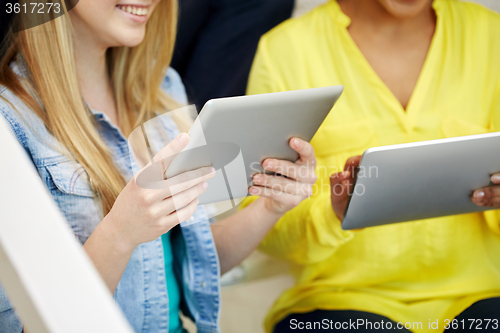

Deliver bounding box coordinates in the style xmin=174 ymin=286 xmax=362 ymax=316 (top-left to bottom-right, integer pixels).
xmin=342 ymin=132 xmax=500 ymax=230
xmin=165 ymin=85 xmax=344 ymax=205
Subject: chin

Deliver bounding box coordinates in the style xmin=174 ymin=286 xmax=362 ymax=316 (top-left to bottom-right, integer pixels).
xmin=378 ymin=0 xmax=432 ymax=18
xmin=114 ymin=28 xmax=147 ymax=47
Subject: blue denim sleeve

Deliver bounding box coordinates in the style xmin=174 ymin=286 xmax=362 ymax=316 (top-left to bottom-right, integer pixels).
xmin=0 ymin=95 xmax=34 ymax=165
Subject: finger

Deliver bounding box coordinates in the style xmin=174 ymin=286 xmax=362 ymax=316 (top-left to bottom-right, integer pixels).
xmin=162 ymin=166 xmax=215 ymax=198
xmin=330 ymin=171 xmax=352 ymax=220
xmin=262 ymin=158 xmax=317 ymax=184
xmin=162 ymin=198 xmax=200 ymax=229
xmin=472 ymin=186 xmax=500 ymax=207
xmin=252 ymin=174 xmax=313 ymax=196
xmin=344 ymin=155 xmax=362 ymax=179
xmin=289 ymin=138 xmax=316 ymax=167
xmin=152 ymin=133 xmax=190 ymax=167
xmin=330 ymin=171 xmax=351 ymax=203
xmin=248 ymin=186 xmax=304 ymax=207
xmin=492 ymin=173 xmax=500 ymax=184
xmin=473 ymin=198 xmax=500 ymax=208
xmin=162 ymin=181 xmax=208 ymax=215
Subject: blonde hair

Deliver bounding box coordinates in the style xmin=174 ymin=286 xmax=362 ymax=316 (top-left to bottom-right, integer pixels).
xmin=0 ymin=0 xmax=188 ymax=215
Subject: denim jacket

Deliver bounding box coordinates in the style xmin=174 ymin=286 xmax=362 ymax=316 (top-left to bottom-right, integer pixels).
xmin=0 ymin=63 xmax=221 ymax=333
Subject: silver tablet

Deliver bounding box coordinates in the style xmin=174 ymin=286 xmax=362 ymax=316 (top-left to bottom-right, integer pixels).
xmin=342 ymin=132 xmax=500 ymax=230
xmin=166 ymin=85 xmax=344 ymax=205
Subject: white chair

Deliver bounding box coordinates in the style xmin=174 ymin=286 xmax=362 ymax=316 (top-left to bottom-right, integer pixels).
xmin=0 ymin=116 xmax=133 ymax=333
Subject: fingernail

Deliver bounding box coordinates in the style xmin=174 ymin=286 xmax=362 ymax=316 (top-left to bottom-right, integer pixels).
xmin=341 ymin=171 xmax=350 ymax=178
xmin=202 ymin=182 xmax=208 ymax=189
xmin=265 ymin=160 xmax=274 ymax=169
xmin=492 ymin=174 xmax=500 ymax=183
xmin=250 ymin=188 xmax=258 ymax=194
xmin=196 ymin=198 xmax=200 ymax=205
xmin=178 ymin=133 xmax=189 ymax=144
xmin=253 ymin=175 xmax=262 ymax=184
xmin=211 ymin=167 xmax=216 ymax=174
xmin=291 ymin=138 xmax=301 ymax=148
xmin=474 ymin=191 xmax=485 ymax=198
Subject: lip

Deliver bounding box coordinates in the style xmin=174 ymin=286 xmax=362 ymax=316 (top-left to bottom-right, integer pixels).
xmin=116 ymin=4 xmax=150 ymax=24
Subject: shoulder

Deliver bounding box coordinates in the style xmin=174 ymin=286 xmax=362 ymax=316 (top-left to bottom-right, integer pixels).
xmin=0 ymin=85 xmax=33 ymax=152
xmin=162 ymin=67 xmax=188 ymax=105
xmin=439 ymin=1 xmax=500 ymax=72
xmin=259 ymin=1 xmax=336 ymax=58
xmin=0 ymin=61 xmax=48 ymax=144
xmin=442 ymin=0 xmax=500 ymax=28
xmin=264 ymin=1 xmax=335 ymax=39
xmin=0 ymin=81 xmax=69 ymax=167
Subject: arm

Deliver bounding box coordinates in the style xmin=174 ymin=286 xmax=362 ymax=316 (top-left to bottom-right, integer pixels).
xmin=212 ymin=138 xmax=317 ymax=273
xmin=211 ymin=197 xmax=282 ymax=275
xmin=213 ymin=137 xmax=354 ymax=273
xmin=84 ymin=133 xmax=215 ymax=293
xmin=254 ymin=157 xmax=359 ymax=266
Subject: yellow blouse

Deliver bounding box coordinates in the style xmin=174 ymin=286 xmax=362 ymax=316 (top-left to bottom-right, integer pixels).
xmin=243 ymin=1 xmax=500 ymax=332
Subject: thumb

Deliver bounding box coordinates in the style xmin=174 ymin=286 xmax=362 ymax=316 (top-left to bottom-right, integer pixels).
xmin=134 ymin=133 xmax=190 ymax=186
xmin=152 ymin=132 xmax=190 ymax=167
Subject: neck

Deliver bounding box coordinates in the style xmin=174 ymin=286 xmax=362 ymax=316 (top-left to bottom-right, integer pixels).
xmin=74 ymin=41 xmax=110 ymax=103
xmin=71 ymin=18 xmax=117 ymax=125
xmin=338 ymin=0 xmax=435 ymax=38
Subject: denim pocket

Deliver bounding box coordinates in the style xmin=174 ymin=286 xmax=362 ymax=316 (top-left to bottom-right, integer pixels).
xmin=45 ymin=159 xmax=94 ymax=198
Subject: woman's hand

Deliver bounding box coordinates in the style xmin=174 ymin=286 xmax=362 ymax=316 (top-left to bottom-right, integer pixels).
xmin=104 ymin=133 xmax=216 ymax=251
xmin=85 ymin=133 xmax=215 ymax=293
xmin=248 ymin=137 xmax=317 ymax=215
xmin=329 ymin=155 xmax=361 ymax=220
xmin=212 ymin=138 xmax=317 ymax=273
xmin=471 ymin=173 xmax=500 ymax=208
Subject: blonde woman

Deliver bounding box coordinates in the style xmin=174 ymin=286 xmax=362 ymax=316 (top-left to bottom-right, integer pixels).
xmin=0 ymin=1 xmax=318 ymax=332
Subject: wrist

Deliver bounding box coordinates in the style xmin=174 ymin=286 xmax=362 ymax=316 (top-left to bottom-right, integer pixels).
xmin=100 ymin=213 xmax=137 ymax=256
xmin=258 ymin=197 xmax=285 ymax=219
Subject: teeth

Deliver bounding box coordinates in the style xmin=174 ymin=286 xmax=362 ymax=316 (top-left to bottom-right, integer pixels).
xmin=118 ymin=5 xmax=148 ymax=16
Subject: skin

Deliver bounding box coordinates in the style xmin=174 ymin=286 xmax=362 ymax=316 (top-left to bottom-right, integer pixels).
xmin=338 ymin=0 xmax=436 ymax=109
xmin=330 ymin=0 xmax=500 ymax=218
xmin=66 ymin=0 xmax=317 ymax=293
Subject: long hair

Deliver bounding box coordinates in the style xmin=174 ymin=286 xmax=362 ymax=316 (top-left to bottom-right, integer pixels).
xmin=0 ymin=0 xmax=187 ymax=215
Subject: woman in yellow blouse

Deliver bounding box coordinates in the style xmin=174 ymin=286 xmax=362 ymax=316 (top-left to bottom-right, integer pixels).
xmin=242 ymin=0 xmax=500 ymax=332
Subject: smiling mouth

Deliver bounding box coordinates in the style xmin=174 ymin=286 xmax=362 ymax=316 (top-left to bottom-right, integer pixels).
xmin=116 ymin=5 xmax=148 ymax=16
